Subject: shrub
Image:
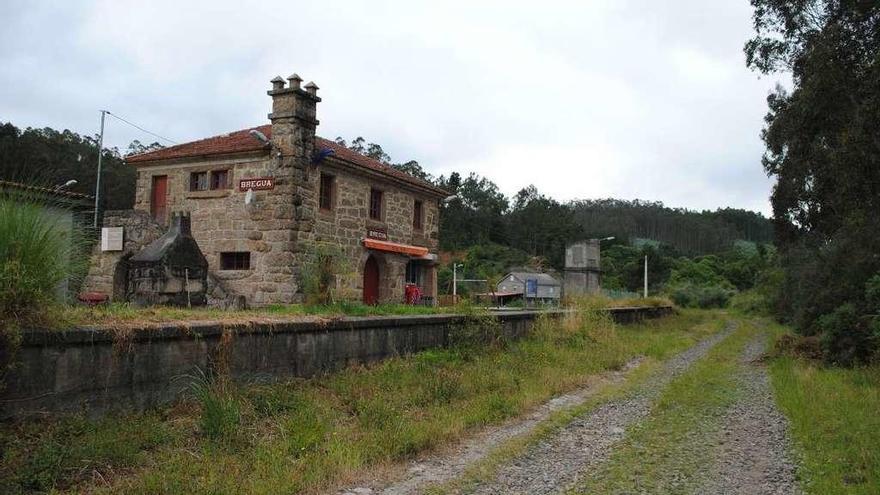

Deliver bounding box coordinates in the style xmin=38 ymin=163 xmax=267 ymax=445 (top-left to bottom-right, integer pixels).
xmin=729 ymin=289 xmax=769 ymax=314
xmin=299 ymin=243 xmax=351 ymax=305
xmin=666 ymin=282 xmax=735 ymax=309
xmin=816 ymin=304 xmax=874 ymax=366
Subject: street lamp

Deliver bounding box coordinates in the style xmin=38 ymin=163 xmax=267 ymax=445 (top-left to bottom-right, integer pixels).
xmin=54 ymin=179 xmax=77 ymax=191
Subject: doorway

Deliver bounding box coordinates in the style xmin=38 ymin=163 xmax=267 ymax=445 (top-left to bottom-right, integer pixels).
xmin=151 ymin=175 xmax=168 ymax=224
xmin=363 ymin=255 xmax=380 ymax=305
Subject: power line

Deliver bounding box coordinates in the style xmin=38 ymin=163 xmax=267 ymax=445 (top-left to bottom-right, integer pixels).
xmin=105 ymin=111 xmax=178 ymax=145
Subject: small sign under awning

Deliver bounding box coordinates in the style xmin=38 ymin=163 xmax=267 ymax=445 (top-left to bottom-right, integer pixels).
xmin=362 ymin=238 xmax=429 ymax=257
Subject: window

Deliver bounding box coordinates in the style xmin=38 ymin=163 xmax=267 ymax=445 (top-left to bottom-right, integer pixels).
xmin=190 ymin=171 xmax=208 ymax=191
xmin=319 ymin=173 xmax=334 ymax=210
xmin=210 ymin=170 xmax=229 ymax=190
xmin=413 ymin=199 xmax=423 ymax=230
xmin=220 ymin=252 xmax=251 ymax=270
xmin=406 ymin=260 xmax=423 ymax=286
xmin=369 ymin=188 xmax=383 ymax=220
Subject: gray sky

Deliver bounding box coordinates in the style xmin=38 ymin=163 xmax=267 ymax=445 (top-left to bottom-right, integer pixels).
xmin=1 ymin=0 xmax=782 ymax=215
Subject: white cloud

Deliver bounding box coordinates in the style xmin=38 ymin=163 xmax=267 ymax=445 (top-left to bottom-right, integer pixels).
xmin=0 ymin=0 xmax=782 ymax=215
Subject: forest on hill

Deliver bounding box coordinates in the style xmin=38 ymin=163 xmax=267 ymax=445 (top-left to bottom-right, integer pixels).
xmin=0 ymin=122 xmax=772 ymax=269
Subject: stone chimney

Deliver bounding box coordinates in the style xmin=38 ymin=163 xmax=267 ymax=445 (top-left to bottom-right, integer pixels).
xmin=268 ymin=73 xmax=321 ymax=168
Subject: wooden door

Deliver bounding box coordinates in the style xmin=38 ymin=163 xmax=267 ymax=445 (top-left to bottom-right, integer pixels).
xmin=151 ymin=175 xmax=168 ymax=224
xmin=363 ymin=256 xmax=379 ymax=305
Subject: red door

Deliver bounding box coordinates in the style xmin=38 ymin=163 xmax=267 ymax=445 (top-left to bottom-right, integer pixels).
xmin=151 ymin=175 xmax=168 ymax=224
xmin=363 ymin=256 xmax=379 ymax=305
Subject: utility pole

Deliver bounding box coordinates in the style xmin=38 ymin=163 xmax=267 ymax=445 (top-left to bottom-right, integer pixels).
xmin=93 ymin=110 xmax=107 ymax=228
xmin=452 ymin=263 xmax=461 ymax=301
xmin=643 ymin=255 xmax=648 ymax=298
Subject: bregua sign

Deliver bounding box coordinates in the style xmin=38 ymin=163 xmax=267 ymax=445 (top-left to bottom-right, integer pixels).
xmin=238 ymin=177 xmax=275 ymax=191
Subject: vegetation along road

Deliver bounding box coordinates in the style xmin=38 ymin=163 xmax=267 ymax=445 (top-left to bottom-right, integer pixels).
xmin=341 ymin=312 xmax=877 ymax=495
xmin=3 ymin=309 xmax=878 ymax=494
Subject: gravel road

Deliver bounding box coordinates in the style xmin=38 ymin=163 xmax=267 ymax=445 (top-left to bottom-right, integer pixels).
xmin=340 ymin=357 xmax=645 ymax=495
xmin=696 ymin=331 xmax=802 ymax=495
xmin=464 ymin=322 xmax=737 ymax=495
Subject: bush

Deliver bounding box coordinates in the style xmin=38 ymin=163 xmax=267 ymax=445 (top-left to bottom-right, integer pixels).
xmin=729 ymin=289 xmax=769 ymax=314
xmin=299 ymin=243 xmax=351 ymax=305
xmin=666 ymin=282 xmax=735 ymax=309
xmin=816 ymin=304 xmax=875 ymax=366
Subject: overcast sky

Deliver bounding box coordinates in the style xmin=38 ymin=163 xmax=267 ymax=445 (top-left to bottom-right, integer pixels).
xmin=1 ymin=0 xmax=783 ymax=215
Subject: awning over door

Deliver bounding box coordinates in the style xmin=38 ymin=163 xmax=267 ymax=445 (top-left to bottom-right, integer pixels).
xmin=362 ymin=238 xmax=429 ymax=257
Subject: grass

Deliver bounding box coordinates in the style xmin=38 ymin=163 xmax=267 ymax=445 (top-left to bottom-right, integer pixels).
xmin=769 ymin=338 xmax=880 ymax=494
xmin=44 ymin=296 xmax=672 ymax=330
xmin=53 ymin=301 xmax=453 ymax=329
xmin=572 ymin=315 xmax=755 ymax=494
xmin=0 ymin=309 xmax=716 ymax=494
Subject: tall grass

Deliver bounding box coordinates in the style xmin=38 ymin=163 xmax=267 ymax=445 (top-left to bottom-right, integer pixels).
xmin=770 ymin=352 xmax=880 ymax=494
xmin=0 ymin=195 xmax=89 ymax=384
xmin=179 ymin=367 xmax=241 ymax=441
xmin=0 ymin=197 xmax=86 ymax=326
xmin=0 ymin=310 xmax=720 ymax=494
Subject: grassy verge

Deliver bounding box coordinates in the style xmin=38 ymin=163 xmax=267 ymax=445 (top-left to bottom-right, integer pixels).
xmin=572 ymin=316 xmax=755 ymax=494
xmin=1 ymin=310 xmax=713 ymax=494
xmin=770 ymin=345 xmax=880 ymax=494
xmin=42 ymin=296 xmax=672 ymax=330
xmin=54 ymin=301 xmax=449 ymax=329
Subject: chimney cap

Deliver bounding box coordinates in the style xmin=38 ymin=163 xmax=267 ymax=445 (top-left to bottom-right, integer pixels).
xmin=270 ymin=76 xmax=285 ymax=90
xmin=304 ymin=81 xmax=319 ymax=95
xmin=287 ymin=73 xmax=303 ymax=90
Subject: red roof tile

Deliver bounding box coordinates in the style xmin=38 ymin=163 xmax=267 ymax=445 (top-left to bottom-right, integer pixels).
xmin=126 ymin=125 xmax=446 ymax=196
xmin=126 ymin=125 xmax=271 ymax=163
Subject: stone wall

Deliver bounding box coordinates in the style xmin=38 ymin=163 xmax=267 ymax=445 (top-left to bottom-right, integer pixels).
xmin=132 ymin=155 xmax=302 ymax=305
xmin=0 ymin=306 xmax=673 ymax=418
xmin=314 ymin=160 xmax=441 ymax=302
xmin=81 ymin=210 xmax=165 ymax=299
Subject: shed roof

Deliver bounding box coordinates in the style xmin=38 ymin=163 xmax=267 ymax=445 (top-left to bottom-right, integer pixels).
xmin=504 ymin=272 xmax=561 ymax=286
xmin=0 ymin=180 xmax=93 ymax=208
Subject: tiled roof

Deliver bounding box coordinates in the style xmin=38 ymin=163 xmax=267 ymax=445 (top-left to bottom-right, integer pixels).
xmin=126 ymin=125 xmax=271 ymax=163
xmin=126 ymin=125 xmax=447 ymax=195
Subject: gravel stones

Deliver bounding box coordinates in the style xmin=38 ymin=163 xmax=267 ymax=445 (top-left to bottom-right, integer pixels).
xmin=467 ymin=324 xmax=736 ymax=495
xmin=696 ymin=331 xmax=802 ymax=495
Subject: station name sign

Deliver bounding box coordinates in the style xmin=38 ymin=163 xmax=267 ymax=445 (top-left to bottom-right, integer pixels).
xmin=367 ymin=228 xmax=388 ymax=241
xmin=239 ymin=177 xmax=275 ymax=191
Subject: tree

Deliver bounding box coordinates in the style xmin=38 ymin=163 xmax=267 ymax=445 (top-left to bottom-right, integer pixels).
xmin=0 ymin=122 xmax=152 ymax=210
xmin=746 ymin=0 xmax=880 ymax=362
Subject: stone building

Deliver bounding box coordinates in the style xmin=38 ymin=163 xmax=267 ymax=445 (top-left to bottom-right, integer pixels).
xmin=88 ymin=73 xmax=447 ymax=306
xmin=563 ymin=239 xmax=602 ymax=296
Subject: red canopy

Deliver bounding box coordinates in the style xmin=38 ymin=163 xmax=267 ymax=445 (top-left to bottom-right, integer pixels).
xmin=362 ymin=238 xmax=429 ymax=257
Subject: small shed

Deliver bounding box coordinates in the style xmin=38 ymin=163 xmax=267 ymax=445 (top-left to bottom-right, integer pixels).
xmin=496 ymin=272 xmax=561 ymax=304
xmin=127 ymin=212 xmax=208 ymax=306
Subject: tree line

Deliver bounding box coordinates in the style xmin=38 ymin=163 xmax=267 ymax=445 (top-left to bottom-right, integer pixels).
xmin=744 ymin=0 xmax=880 ymax=364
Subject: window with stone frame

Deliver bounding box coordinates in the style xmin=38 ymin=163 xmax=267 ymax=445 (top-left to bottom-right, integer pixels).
xmin=220 ymin=252 xmax=251 ymax=270
xmin=413 ymin=199 xmax=423 ymax=230
xmin=190 ymin=171 xmax=208 ymax=191
xmin=369 ymin=188 xmax=383 ymax=220
xmin=210 ymin=170 xmax=230 ymax=190
xmin=319 ymin=172 xmax=334 ymax=211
